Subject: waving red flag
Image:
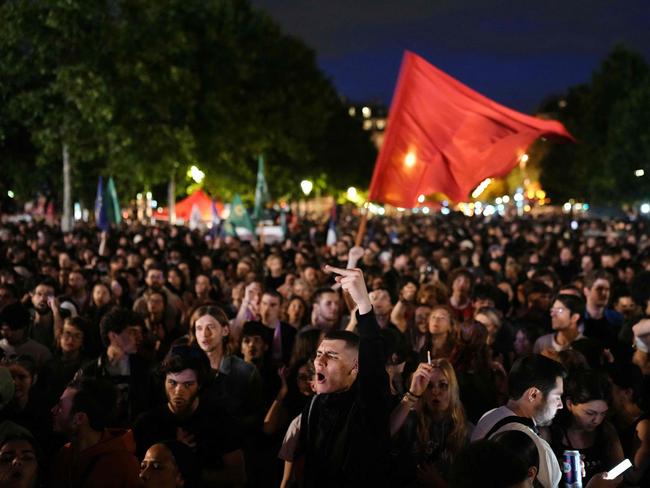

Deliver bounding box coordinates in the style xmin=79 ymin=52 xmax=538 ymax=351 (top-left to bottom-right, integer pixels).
xmin=368 ymin=51 xmax=574 ymax=207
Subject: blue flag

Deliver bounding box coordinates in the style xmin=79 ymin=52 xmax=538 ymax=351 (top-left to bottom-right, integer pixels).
xmin=95 ymin=177 xmax=109 ymax=231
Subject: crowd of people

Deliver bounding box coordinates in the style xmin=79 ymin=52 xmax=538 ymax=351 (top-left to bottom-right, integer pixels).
xmin=0 ymin=209 xmax=648 ymax=487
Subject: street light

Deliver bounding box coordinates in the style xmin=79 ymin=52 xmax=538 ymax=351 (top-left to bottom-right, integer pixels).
xmin=188 ymin=165 xmax=205 ymax=184
xmin=300 ymin=180 xmax=313 ymax=196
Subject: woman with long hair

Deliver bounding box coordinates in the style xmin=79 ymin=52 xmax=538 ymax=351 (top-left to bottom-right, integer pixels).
xmin=544 ymin=369 xmax=624 ymax=485
xmin=389 ymin=358 xmax=471 ymax=487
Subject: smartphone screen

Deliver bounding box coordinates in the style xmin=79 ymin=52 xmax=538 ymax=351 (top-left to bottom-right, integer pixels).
xmin=604 ymin=459 xmax=632 ymax=480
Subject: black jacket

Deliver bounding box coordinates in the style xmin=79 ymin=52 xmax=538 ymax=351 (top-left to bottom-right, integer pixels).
xmin=297 ymin=308 xmax=390 ymax=488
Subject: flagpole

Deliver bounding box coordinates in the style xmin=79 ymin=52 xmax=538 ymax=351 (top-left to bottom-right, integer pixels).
xmin=354 ymin=203 xmax=369 ymax=247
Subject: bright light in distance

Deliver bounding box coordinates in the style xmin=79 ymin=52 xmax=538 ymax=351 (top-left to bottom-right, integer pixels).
xmin=151 ymin=200 xmax=158 ymax=209
xmin=422 ymin=207 xmax=430 ymax=214
xmin=635 ymin=169 xmax=645 ymax=177
xmin=378 ymin=207 xmax=385 ymax=215
xmin=397 ymin=207 xmax=405 ymax=212
xmin=571 ymin=220 xmax=579 ymax=230
xmin=347 ymin=186 xmax=358 ymax=200
xmin=362 ymin=106 xmax=371 ymax=118
xmin=441 ymin=207 xmax=450 ymax=215
xmin=471 ymin=178 xmax=492 ymax=199
xmin=300 ymin=180 xmax=313 ymax=196
xmin=136 ymin=193 xmax=143 ymax=200
xmin=7 ymin=191 xmax=14 ymax=199
xmin=513 ymin=193 xmax=524 ymax=202
xmin=404 ymin=151 xmax=416 ymax=168
xmin=495 ymin=197 xmax=502 ymax=204
xmin=484 ymin=205 xmax=496 ymax=216
xmin=502 ymin=195 xmax=510 ymax=204
xmin=417 ymin=194 xmax=425 ymax=204
xmin=641 ymin=203 xmax=650 ymax=214
xmin=520 ymin=153 xmax=529 ymax=164
xmin=412 ymin=207 xmax=420 ymax=214
xmin=563 ymin=202 xmax=572 ymax=212
xmin=189 ymin=165 xmax=205 ymax=184
xmin=523 ymin=204 xmax=532 ymax=212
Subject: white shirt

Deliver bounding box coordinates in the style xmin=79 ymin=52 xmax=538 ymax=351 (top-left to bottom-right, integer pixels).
xmin=472 ymin=406 xmax=561 ymax=488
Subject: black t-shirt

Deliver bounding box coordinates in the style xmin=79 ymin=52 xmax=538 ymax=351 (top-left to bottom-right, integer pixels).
xmin=133 ymin=399 xmax=243 ymax=469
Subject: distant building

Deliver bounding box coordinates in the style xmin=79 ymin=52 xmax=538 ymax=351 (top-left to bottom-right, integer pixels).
xmin=347 ymin=102 xmax=388 ymax=150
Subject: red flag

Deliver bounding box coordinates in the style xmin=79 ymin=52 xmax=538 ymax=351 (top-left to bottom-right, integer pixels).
xmin=368 ymin=51 xmax=574 ymax=207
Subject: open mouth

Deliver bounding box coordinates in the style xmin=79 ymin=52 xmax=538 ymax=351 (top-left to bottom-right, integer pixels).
xmin=316 ymin=373 xmax=326 ymax=383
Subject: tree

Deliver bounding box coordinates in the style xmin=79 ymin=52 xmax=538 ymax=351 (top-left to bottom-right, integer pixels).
xmin=539 ymin=45 xmax=649 ymax=205
xmin=0 ymin=0 xmax=376 ymax=210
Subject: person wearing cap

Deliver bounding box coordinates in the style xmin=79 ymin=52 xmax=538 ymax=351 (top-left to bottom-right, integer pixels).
xmin=0 ymin=303 xmax=52 ymax=370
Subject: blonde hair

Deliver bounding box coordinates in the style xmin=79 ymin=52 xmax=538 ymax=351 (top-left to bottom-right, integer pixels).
xmin=416 ymin=358 xmax=468 ymax=459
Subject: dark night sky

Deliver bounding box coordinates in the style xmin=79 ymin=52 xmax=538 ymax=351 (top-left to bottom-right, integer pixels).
xmin=250 ymin=0 xmax=650 ymax=112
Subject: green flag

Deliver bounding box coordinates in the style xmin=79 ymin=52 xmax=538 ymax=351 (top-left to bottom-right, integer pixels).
xmin=227 ymin=194 xmax=254 ymax=235
xmin=105 ymin=177 xmax=122 ymax=225
xmin=253 ymin=155 xmax=269 ymax=219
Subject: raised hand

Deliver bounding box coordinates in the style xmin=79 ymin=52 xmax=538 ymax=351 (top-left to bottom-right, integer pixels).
xmin=323 ymin=265 xmax=371 ymax=314
xmin=409 ymin=363 xmax=434 ymax=397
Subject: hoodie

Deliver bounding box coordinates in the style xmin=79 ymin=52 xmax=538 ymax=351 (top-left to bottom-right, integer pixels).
xmin=51 ymin=428 xmax=140 ymax=488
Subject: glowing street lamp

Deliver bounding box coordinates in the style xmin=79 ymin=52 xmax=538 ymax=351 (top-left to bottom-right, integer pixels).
xmin=188 ymin=165 xmax=205 ymax=184
xmin=300 ymin=180 xmax=313 ymax=196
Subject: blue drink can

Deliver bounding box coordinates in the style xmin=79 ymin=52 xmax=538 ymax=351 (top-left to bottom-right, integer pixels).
xmin=562 ymin=450 xmax=583 ymax=487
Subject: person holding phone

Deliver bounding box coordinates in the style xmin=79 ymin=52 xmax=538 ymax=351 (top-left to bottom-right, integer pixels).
xmin=543 ymin=369 xmax=624 ymax=485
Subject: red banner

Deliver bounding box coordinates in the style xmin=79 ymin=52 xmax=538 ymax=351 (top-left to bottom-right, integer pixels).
xmin=368 ymin=51 xmax=574 ymax=207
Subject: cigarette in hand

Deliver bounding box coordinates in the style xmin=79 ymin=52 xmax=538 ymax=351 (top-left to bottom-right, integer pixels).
xmin=427 ymin=350 xmax=432 ymax=365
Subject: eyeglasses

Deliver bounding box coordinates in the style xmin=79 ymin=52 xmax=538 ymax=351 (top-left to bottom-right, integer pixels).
xmin=549 ymin=307 xmax=566 ymax=314
xmin=62 ymin=331 xmax=83 ymax=341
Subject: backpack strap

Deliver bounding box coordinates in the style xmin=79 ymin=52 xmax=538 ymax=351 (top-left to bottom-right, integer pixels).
xmin=484 ymin=415 xmax=538 ymax=439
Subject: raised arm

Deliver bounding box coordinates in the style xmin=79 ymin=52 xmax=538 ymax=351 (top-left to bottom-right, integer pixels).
xmin=324 ymin=265 xmax=387 ymax=398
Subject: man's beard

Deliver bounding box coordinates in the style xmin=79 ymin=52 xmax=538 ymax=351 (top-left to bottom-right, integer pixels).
xmin=533 ymin=401 xmax=557 ymax=427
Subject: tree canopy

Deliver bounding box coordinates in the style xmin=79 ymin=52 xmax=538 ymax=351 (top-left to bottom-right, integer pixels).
xmin=539 ymin=45 xmax=650 ymax=205
xmin=0 ymin=0 xmax=376 ymax=207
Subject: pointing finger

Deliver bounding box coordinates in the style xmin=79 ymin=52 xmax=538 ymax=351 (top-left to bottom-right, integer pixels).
xmin=323 ymin=264 xmax=359 ymax=276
